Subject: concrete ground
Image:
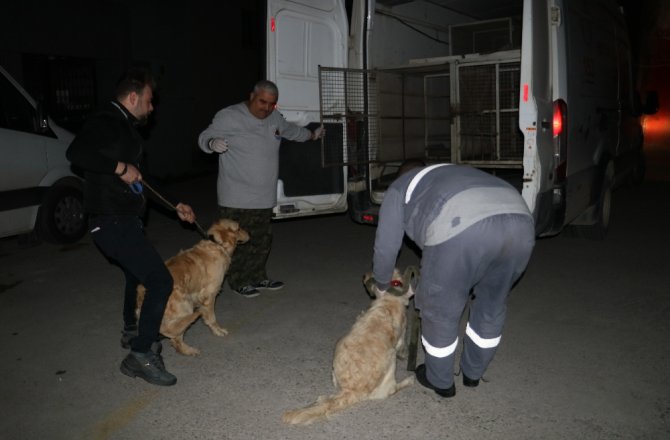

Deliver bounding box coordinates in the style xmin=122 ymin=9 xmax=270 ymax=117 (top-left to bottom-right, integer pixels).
xmin=1 ymin=174 xmax=668 ymax=440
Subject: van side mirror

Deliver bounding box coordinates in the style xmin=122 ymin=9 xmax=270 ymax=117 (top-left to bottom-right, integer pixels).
xmin=643 ymin=90 xmax=659 ymax=115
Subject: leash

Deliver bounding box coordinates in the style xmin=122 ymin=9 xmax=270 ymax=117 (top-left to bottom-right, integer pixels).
xmin=132 ymin=181 xmax=210 ymax=240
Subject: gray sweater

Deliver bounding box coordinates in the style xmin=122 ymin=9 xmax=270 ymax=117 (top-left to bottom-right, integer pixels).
xmin=198 ymin=102 xmax=312 ymax=209
xmin=372 ymin=165 xmax=532 ymax=290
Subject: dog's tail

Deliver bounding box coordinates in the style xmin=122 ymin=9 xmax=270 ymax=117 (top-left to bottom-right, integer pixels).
xmin=282 ymin=390 xmax=363 ymax=425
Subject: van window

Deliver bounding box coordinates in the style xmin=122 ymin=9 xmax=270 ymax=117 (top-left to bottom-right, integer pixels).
xmin=0 ymin=73 xmax=36 ymax=134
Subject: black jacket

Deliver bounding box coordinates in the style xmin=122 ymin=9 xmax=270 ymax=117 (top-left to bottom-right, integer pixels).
xmin=67 ymin=101 xmax=146 ymax=216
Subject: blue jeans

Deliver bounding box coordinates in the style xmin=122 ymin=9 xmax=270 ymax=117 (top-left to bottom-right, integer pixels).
xmin=90 ymin=215 xmax=173 ymax=353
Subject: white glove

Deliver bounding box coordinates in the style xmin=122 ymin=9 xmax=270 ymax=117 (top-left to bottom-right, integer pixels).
xmin=208 ymin=138 xmax=229 ymax=153
xmin=311 ymin=125 xmax=325 ymax=140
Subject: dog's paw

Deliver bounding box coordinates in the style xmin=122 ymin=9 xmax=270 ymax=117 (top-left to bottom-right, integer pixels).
xmin=182 ymin=346 xmax=201 ymax=356
xmin=210 ymin=326 xmax=229 ymax=337
xmin=398 ymin=376 xmax=414 ymax=389
xmin=171 ymin=340 xmax=201 ymax=356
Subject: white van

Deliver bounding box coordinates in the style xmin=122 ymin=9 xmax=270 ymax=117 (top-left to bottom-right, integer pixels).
xmin=266 ymin=0 xmax=655 ymax=239
xmin=0 ymin=64 xmax=86 ymax=243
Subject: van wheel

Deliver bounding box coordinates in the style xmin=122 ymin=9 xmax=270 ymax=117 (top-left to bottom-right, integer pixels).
xmin=567 ymin=164 xmax=613 ymax=240
xmin=37 ymin=185 xmax=87 ymax=244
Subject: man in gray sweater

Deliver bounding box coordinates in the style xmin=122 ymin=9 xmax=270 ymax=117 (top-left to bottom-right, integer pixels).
xmin=198 ymin=80 xmax=323 ymax=297
xmin=371 ymin=164 xmax=535 ymax=397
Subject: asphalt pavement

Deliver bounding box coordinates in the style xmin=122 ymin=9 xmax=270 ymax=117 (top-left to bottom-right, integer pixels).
xmin=1 ymin=173 xmax=668 ymax=440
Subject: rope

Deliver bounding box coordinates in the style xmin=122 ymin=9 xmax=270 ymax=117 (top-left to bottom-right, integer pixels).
xmin=140 ymin=181 xmax=210 ymax=240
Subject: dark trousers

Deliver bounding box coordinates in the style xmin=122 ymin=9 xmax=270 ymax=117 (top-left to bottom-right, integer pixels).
xmin=416 ymin=214 xmax=535 ymax=388
xmin=90 ymin=215 xmax=173 ymax=353
xmin=218 ymin=206 xmax=272 ymax=290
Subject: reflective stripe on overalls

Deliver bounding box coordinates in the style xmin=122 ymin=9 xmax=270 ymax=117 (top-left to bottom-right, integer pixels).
xmin=406 ymin=163 xmax=464 ymax=359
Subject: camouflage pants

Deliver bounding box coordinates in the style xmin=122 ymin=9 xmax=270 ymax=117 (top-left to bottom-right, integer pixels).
xmin=218 ymin=206 xmax=273 ymax=290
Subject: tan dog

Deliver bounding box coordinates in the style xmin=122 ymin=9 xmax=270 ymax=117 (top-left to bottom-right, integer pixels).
xmin=136 ymin=218 xmax=249 ymax=356
xmin=282 ymin=269 xmax=415 ymax=425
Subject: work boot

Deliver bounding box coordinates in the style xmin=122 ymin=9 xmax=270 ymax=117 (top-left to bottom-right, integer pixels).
xmin=120 ymin=350 xmax=177 ymax=386
xmin=415 ymin=364 xmax=455 ymax=398
xmin=462 ymin=373 xmax=480 ymax=388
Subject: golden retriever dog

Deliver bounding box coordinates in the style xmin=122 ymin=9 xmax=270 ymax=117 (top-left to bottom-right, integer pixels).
xmin=136 ymin=218 xmax=249 ymax=356
xmin=282 ymin=268 xmax=416 ymax=425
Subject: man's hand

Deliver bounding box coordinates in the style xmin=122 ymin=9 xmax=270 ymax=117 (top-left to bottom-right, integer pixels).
xmin=175 ymin=203 xmax=196 ymax=224
xmin=116 ymin=162 xmax=142 ymax=185
xmin=363 ymin=272 xmax=387 ymax=299
xmin=311 ymin=125 xmax=325 ymax=141
xmin=208 ymin=138 xmax=229 ymax=153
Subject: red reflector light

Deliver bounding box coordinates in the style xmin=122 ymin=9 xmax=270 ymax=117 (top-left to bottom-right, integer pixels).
xmin=523 ymin=83 xmax=529 ymax=102
xmin=391 ymin=280 xmax=403 ymax=287
xmin=553 ymin=103 xmax=563 ymax=137
xmin=362 ymin=214 xmax=376 ymax=223
xmin=552 ymin=99 xmax=568 ymax=183
xmin=271 ymin=17 xmax=276 ymax=32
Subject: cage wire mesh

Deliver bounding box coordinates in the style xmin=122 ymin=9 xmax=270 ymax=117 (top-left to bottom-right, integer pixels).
xmin=319 ymin=60 xmax=522 ymax=169
xmin=319 ymin=67 xmax=379 ymax=167
xmin=424 ymin=73 xmax=452 ymax=161
xmin=498 ymin=62 xmax=523 ymax=160
xmin=457 ymin=61 xmax=522 ymax=164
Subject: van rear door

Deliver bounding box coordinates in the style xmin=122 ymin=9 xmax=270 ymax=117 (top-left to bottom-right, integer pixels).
xmin=518 ymin=0 xmax=556 ymax=235
xmin=266 ymin=0 xmax=349 ymax=219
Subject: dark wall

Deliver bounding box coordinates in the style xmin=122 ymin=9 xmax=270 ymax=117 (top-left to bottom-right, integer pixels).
xmin=0 ymin=0 xmax=265 ymax=179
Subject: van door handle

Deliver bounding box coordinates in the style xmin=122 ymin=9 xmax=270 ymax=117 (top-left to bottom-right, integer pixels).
xmin=541 ymin=119 xmax=551 ymax=130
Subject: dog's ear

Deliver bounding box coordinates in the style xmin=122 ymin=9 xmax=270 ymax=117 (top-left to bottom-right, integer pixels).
xmin=207 ymin=220 xmax=224 ymax=240
xmin=402 ymin=266 xmax=419 ymax=300
xmin=220 ymin=228 xmax=238 ymax=251
xmin=404 ymin=283 xmax=416 ymax=300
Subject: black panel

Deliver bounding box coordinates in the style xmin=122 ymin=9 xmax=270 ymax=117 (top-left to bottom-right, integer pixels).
xmin=278 ymin=122 xmax=344 ymax=197
xmin=0 ymin=187 xmax=47 ymax=211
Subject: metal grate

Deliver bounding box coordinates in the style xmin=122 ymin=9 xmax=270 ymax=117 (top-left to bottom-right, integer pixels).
xmin=457 ymin=61 xmax=522 ymax=164
xmin=424 ymin=74 xmax=452 ymax=160
xmin=319 ymin=59 xmax=522 ymax=169
xmin=319 ymin=67 xmax=379 ymax=167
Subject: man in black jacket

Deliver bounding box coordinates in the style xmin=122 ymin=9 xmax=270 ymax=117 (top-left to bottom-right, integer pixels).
xmin=67 ymin=68 xmax=195 ymax=386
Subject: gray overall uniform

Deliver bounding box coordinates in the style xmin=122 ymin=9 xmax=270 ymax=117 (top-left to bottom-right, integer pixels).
xmin=372 ymin=165 xmax=535 ymax=389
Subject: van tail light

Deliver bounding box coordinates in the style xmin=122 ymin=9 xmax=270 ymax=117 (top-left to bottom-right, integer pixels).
xmin=553 ymin=99 xmax=567 ymax=182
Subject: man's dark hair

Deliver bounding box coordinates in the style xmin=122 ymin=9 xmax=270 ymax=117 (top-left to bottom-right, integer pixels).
xmin=253 ymin=80 xmax=279 ymax=96
xmin=115 ymin=67 xmax=156 ymax=100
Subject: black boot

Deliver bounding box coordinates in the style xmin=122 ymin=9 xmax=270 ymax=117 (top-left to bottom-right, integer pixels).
xmin=415 ymin=364 xmax=455 ymax=398
xmin=120 ymin=350 xmax=176 ymax=386
xmin=462 ymin=373 xmax=480 ymax=387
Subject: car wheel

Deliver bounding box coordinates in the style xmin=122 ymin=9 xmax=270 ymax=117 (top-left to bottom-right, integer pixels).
xmin=37 ymin=185 xmax=87 ymax=244
xmin=566 ymin=162 xmax=613 ymax=240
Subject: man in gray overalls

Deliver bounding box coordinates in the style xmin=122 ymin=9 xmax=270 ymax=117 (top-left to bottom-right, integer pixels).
xmin=371 ymin=164 xmax=535 ymax=397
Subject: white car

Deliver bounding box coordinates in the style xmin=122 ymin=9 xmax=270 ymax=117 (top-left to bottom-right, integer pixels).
xmin=0 ymin=64 xmax=86 ymax=244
